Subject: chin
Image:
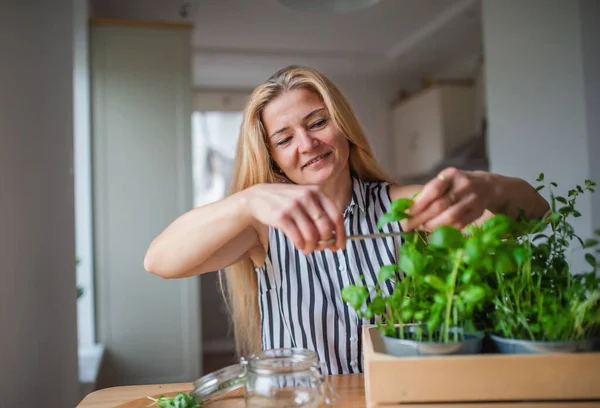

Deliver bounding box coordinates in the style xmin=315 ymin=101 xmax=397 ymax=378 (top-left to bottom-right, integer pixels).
xmin=299 ymin=167 xmax=336 ymax=185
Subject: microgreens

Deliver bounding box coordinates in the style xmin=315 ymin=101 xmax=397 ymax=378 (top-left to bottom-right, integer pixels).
xmin=491 ymin=175 xmax=600 ymax=341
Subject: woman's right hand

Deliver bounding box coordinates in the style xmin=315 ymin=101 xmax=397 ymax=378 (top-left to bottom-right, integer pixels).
xmin=245 ymin=183 xmax=346 ymax=254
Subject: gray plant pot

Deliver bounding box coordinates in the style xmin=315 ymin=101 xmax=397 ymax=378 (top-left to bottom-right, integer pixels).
xmin=490 ymin=334 xmax=599 ymax=354
xmin=382 ymin=327 xmax=484 ymax=357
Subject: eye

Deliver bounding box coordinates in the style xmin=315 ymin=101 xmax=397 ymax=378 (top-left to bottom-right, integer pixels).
xmin=276 ymin=136 xmax=292 ymax=146
xmin=309 ymin=119 xmax=327 ymax=129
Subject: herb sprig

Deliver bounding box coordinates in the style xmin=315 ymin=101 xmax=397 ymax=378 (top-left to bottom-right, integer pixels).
xmin=148 ymin=392 xmax=202 ymax=408
xmin=342 ymin=197 xmax=505 ymax=342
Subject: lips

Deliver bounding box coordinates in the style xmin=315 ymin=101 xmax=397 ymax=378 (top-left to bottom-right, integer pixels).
xmin=302 ymin=152 xmax=331 ymax=169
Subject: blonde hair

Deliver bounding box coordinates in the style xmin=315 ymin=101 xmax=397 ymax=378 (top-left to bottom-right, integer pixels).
xmin=221 ymin=65 xmax=393 ymax=357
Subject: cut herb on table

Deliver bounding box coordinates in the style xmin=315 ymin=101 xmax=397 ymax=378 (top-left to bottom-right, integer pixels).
xmin=148 ymin=392 xmax=202 ymax=408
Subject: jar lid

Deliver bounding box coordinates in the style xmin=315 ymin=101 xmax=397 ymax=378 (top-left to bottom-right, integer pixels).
xmin=190 ymin=363 xmax=245 ymax=403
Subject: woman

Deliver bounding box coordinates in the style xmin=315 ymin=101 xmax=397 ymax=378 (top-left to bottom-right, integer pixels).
xmin=144 ymin=65 xmax=549 ymax=375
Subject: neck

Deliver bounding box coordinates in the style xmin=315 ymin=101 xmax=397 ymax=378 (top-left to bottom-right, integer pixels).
xmin=319 ymin=168 xmax=353 ymax=214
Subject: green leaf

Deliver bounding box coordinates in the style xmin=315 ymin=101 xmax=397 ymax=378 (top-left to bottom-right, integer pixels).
xmin=482 ymin=214 xmax=512 ymax=236
xmin=461 ymin=268 xmax=475 ymax=284
xmin=153 ymin=392 xmax=201 ymax=408
xmin=463 ymin=238 xmax=480 ymax=264
xmin=585 ymin=253 xmax=597 ymax=268
xmin=559 ymin=206 xmax=572 ymax=215
xmin=341 ymin=285 xmax=368 ymax=311
xmin=461 ymin=286 xmax=486 ymax=304
xmin=495 ymin=251 xmax=515 ymax=273
xmin=369 ymin=296 xmax=387 ymax=315
xmin=429 ymin=226 xmax=465 ymax=249
xmin=376 ymin=212 xmax=397 ymax=230
xmin=390 ymin=198 xmax=413 ymax=214
xmin=424 ymin=275 xmax=446 ymax=291
xmin=513 ymin=247 xmax=532 ymax=266
xmin=434 ymin=293 xmax=446 ymax=306
xmin=535 ymin=185 xmax=544 ymax=192
xmin=399 ymin=246 xmax=427 ymax=276
xmin=549 ymin=213 xmax=561 ymax=222
xmin=537 ymin=173 xmax=545 ymax=182
xmin=398 ymin=253 xmax=415 ymax=277
xmin=400 ymin=298 xmax=411 ymax=309
xmin=584 ymin=239 xmax=599 ymax=248
xmin=555 ymin=196 xmax=567 ymax=204
xmin=391 ymin=211 xmax=410 ymax=222
xmin=426 ymin=311 xmax=441 ymax=333
xmin=378 ymin=264 xmax=398 ymax=282
xmin=414 ymin=310 xmax=426 ymax=321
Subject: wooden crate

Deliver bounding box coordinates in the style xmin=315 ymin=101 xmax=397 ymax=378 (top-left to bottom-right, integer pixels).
xmin=362 ymin=326 xmax=600 ymax=407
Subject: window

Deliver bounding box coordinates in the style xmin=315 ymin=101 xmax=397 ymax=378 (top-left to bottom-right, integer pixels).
xmin=192 ymin=110 xmax=244 ymax=356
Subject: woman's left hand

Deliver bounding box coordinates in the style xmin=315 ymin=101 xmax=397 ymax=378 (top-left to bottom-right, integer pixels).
xmin=403 ymin=167 xmax=498 ymax=231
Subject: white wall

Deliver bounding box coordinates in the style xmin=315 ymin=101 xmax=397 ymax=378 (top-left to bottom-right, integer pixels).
xmin=0 ymin=1 xmax=79 ymax=406
xmin=581 ymin=0 xmax=600 ymax=232
xmin=333 ymin=75 xmax=402 ymax=177
xmin=74 ymin=0 xmax=96 ymax=350
xmin=483 ymin=0 xmax=598 ymax=272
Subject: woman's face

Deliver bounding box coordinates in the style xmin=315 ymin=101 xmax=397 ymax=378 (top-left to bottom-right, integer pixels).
xmin=262 ymin=88 xmax=350 ymax=185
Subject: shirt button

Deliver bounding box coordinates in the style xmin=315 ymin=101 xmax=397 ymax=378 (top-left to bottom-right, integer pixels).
xmin=350 ymin=360 xmax=357 ymax=367
xmin=339 ymin=264 xmax=345 ymax=271
xmin=350 ymin=335 xmax=356 ymax=343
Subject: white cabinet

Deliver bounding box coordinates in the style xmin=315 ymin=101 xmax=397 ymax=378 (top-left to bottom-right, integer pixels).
xmin=90 ymin=19 xmax=201 ymax=385
xmin=392 ymin=84 xmax=476 ymax=178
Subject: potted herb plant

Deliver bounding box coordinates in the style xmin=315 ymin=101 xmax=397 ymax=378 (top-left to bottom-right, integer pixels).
xmin=342 ymin=198 xmax=512 ymax=357
xmin=489 ymin=175 xmax=600 ymax=354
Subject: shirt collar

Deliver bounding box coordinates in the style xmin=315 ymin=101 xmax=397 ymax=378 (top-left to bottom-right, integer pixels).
xmin=344 ymin=174 xmax=366 ymax=217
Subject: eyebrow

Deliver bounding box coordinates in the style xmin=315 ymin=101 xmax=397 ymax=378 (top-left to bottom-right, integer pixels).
xmin=269 ymin=108 xmax=327 ymax=139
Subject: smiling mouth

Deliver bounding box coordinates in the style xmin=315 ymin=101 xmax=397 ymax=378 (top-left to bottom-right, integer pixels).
xmin=302 ymin=152 xmax=331 ymax=169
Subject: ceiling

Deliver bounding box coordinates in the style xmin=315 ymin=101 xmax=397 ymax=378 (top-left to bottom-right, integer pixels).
xmin=92 ymin=0 xmax=483 ymax=89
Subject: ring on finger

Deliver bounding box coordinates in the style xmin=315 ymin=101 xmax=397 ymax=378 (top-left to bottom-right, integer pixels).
xmin=313 ymin=212 xmax=325 ymax=221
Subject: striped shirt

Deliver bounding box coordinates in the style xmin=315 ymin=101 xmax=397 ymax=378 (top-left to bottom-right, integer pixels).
xmin=255 ymin=175 xmax=403 ymax=375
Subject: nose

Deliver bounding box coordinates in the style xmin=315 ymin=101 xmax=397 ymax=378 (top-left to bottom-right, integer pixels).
xmin=297 ymin=129 xmax=319 ymax=153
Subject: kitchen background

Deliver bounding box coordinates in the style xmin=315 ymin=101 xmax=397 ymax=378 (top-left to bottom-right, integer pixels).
xmin=1 ymin=0 xmax=598 ymax=407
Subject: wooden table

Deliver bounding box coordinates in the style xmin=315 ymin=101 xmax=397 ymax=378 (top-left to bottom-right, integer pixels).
xmin=77 ymin=373 xmax=366 ymax=407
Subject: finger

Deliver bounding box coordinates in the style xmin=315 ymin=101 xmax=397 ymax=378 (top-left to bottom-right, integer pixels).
xmin=404 ymin=195 xmax=455 ymax=231
xmin=313 ymin=214 xmax=337 ymax=252
xmin=301 ymin=192 xmax=337 ymax=250
xmin=422 ymin=194 xmax=481 ymax=231
xmin=410 ymin=169 xmax=456 ymax=214
xmin=278 ymin=214 xmax=306 ymax=251
xmin=318 ymin=195 xmax=346 ymax=250
xmin=290 ymin=205 xmax=321 ymax=254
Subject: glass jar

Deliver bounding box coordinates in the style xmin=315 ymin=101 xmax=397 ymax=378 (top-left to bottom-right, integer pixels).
xmin=191 ymin=348 xmax=336 ymax=407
